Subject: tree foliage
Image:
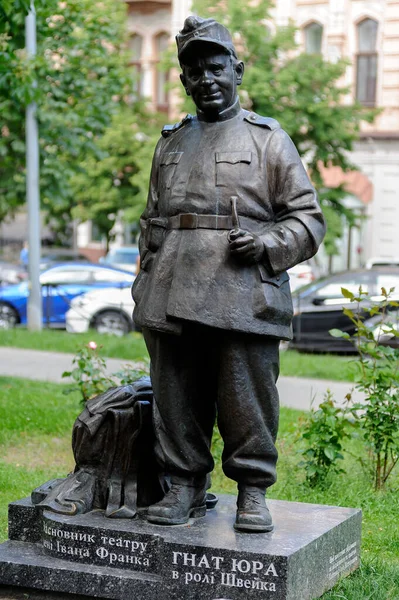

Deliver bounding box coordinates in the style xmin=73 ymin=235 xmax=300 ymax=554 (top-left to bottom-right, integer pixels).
xmin=70 ymin=106 xmax=161 ymax=246
xmin=0 ymin=0 xmax=157 ymax=241
xmin=186 ymin=0 xmax=377 ymax=255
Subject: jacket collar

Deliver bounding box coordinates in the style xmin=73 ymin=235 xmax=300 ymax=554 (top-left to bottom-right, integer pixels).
xmin=197 ymin=96 xmax=241 ymax=123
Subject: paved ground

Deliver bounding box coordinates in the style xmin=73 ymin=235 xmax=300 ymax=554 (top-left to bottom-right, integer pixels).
xmin=0 ymin=346 xmax=364 ymax=410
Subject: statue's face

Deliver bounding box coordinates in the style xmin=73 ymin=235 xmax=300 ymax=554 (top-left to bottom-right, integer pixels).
xmin=180 ymin=46 xmax=243 ymax=117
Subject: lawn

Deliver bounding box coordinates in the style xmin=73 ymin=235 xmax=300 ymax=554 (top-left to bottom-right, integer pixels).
xmin=0 ymin=376 xmax=398 ymax=598
xmin=0 ymin=328 xmax=148 ymax=362
xmin=0 ymin=328 xmax=357 ymax=382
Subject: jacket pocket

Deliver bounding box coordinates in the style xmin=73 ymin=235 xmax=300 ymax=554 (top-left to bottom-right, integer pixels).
xmin=253 ymin=267 xmax=293 ymax=325
xmin=159 ymin=152 xmax=183 ymax=190
xmin=132 ymin=250 xmax=154 ymax=305
xmin=146 ymin=217 xmax=168 ymax=252
xmin=132 ymin=270 xmax=147 ymax=304
xmin=132 ymin=265 xmax=150 ymax=306
xmin=215 ymin=151 xmax=252 ymax=187
xmin=140 ymin=251 xmax=154 ymax=272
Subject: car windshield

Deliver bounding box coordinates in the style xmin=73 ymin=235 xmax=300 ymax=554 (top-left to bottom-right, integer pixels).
xmin=292 ymin=275 xmax=330 ymax=297
xmin=40 ymin=265 xmax=94 ymax=284
xmin=294 ymin=271 xmax=374 ymax=299
xmin=105 ymin=250 xmax=138 ymax=264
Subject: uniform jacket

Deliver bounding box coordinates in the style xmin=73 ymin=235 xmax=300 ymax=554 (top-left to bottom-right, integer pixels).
xmin=132 ymin=101 xmax=326 ymax=340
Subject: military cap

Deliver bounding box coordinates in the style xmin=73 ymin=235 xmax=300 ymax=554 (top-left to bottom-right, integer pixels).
xmin=176 ymin=15 xmax=237 ymax=63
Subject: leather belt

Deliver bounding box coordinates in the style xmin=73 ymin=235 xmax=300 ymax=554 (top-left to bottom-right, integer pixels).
xmin=168 ymin=213 xmax=233 ymax=230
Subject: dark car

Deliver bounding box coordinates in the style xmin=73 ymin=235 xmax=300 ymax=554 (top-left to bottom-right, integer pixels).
xmin=289 ymin=267 xmax=399 ymax=353
xmin=0 ymin=263 xmax=134 ymax=329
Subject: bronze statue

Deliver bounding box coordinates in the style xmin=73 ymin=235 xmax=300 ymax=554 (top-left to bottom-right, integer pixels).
xmin=132 ymin=16 xmax=326 ymax=532
xmin=32 ymin=15 xmax=325 ymax=534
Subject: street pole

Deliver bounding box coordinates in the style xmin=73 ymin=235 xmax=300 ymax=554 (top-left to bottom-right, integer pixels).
xmin=26 ymin=1 xmax=42 ymax=330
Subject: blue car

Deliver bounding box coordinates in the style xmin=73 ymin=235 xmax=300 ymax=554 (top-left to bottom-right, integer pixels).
xmin=0 ymin=263 xmax=134 ymax=329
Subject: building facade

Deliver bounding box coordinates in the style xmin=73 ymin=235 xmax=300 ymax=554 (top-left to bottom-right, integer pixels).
xmin=276 ymin=0 xmax=399 ymax=270
xmin=125 ymin=0 xmax=190 ymax=113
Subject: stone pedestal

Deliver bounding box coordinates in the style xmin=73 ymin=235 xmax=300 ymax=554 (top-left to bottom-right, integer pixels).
xmin=0 ymin=495 xmax=361 ymax=600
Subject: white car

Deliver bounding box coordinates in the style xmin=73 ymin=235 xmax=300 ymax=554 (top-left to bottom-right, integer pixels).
xmin=66 ymin=285 xmax=136 ymax=336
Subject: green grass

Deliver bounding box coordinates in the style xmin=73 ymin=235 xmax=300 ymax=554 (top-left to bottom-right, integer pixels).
xmin=0 ymin=377 xmax=81 ymax=540
xmin=1 ymin=376 xmax=398 ymax=598
xmin=0 ymin=328 xmax=147 ymax=359
xmin=280 ymin=348 xmax=356 ymax=382
xmin=0 ymin=328 xmax=357 ymax=381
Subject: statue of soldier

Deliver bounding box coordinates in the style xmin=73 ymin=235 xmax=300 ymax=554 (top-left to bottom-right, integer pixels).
xmin=132 ymin=15 xmax=326 ymax=532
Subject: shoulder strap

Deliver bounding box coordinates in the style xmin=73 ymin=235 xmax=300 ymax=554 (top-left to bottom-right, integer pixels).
xmin=244 ymin=112 xmax=280 ymax=130
xmin=161 ymin=114 xmax=193 ymax=138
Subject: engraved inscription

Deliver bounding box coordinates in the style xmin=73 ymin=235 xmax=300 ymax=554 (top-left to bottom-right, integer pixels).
xmin=328 ymin=541 xmax=359 ymax=580
xmin=170 ymin=551 xmax=280 ymax=593
xmin=43 ymin=523 xmax=96 ymax=543
xmin=95 ymin=547 xmax=150 ymax=567
xmin=41 ymin=519 xmax=156 ymax=572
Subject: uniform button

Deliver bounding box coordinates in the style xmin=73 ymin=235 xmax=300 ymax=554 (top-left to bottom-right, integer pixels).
xmin=250 ymin=114 xmax=256 ymax=120
xmin=276 ymin=275 xmax=280 ymax=281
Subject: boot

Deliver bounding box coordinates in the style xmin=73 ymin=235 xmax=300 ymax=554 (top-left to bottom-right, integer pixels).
xmin=234 ymin=485 xmax=273 ymax=533
xmin=147 ymin=478 xmax=206 ymax=525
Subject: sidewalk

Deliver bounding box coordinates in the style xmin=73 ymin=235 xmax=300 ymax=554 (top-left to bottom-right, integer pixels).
xmin=0 ymin=347 xmax=364 ymax=411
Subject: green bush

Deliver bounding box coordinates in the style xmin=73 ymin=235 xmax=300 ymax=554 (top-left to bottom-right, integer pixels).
xmin=330 ymin=287 xmax=399 ymax=490
xmin=298 ymin=390 xmax=354 ymax=487
xmin=62 ymin=341 xmax=149 ymax=404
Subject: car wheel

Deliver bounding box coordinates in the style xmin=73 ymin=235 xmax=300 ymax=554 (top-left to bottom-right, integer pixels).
xmin=93 ymin=310 xmax=131 ymax=337
xmin=0 ymin=302 xmax=18 ymax=329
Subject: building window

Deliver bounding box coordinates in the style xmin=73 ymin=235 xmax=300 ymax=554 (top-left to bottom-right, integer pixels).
xmin=154 ymin=32 xmax=170 ymax=111
xmin=304 ymin=22 xmax=323 ymax=54
xmin=91 ymin=222 xmax=104 ymax=243
xmin=356 ymin=18 xmax=378 ymax=106
xmin=129 ymin=33 xmax=143 ymax=97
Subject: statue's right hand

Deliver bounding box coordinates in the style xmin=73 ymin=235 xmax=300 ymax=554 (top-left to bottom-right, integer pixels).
xmin=228 ymin=230 xmax=264 ymax=264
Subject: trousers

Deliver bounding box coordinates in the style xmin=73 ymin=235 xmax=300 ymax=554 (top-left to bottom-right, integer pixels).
xmin=143 ymin=323 xmax=280 ymax=489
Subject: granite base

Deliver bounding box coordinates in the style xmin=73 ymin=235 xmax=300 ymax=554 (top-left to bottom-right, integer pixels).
xmin=0 ymin=495 xmax=361 ymax=600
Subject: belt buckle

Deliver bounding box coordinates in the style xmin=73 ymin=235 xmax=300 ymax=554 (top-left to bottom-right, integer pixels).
xmin=179 ymin=213 xmax=198 ymax=229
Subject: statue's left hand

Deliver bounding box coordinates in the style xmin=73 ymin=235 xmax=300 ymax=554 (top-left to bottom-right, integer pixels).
xmin=228 ymin=230 xmax=264 ymax=264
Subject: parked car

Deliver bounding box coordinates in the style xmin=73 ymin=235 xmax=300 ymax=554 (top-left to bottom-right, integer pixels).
xmin=0 ymin=261 xmax=28 ymax=286
xmin=0 ymin=263 xmax=134 ymax=329
xmin=289 ymin=267 xmax=399 ymax=353
xmin=66 ymin=286 xmax=136 ymax=336
xmin=99 ymin=246 xmax=140 ymax=274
